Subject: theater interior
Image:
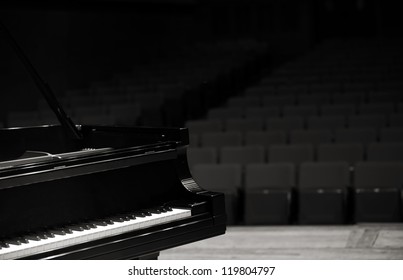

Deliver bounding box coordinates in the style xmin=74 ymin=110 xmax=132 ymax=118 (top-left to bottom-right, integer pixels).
xmin=0 ymin=0 xmax=402 ymax=259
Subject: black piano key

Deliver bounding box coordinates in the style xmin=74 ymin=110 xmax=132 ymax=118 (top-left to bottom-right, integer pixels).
xmin=15 ymin=237 xmax=29 ymax=244
xmin=93 ymin=220 xmax=108 ymax=226
xmin=44 ymin=232 xmax=55 ymax=238
xmin=5 ymin=239 xmax=22 ymax=246
xmin=0 ymin=241 xmax=10 ymax=248
xmin=119 ymin=215 xmax=131 ymax=221
xmin=109 ymin=216 xmax=125 ymax=223
xmin=120 ymin=214 xmax=132 ymax=221
xmin=49 ymin=229 xmax=66 ymax=236
xmin=60 ymin=228 xmax=74 ymax=234
xmin=69 ymin=225 xmax=85 ymax=232
xmin=77 ymin=223 xmax=95 ymax=230
xmin=96 ymin=219 xmax=114 ymax=225
xmin=126 ymin=213 xmax=137 ymax=219
xmin=130 ymin=211 xmax=146 ymax=218
xmin=25 ymin=234 xmax=42 ymax=241
xmin=162 ymin=206 xmax=173 ymax=212
xmin=85 ymin=222 xmax=97 ymax=229
xmin=147 ymin=208 xmax=162 ymax=214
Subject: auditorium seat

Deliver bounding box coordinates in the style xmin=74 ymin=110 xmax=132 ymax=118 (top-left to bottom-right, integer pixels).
xmin=72 ymin=105 xmax=108 ymax=120
xmin=187 ymin=147 xmax=217 ymax=170
xmin=65 ymin=94 xmax=101 ymax=107
xmin=368 ymin=91 xmax=401 ymax=103
xmin=297 ymin=93 xmax=332 ymax=105
xmin=283 ymin=105 xmax=318 ymax=118
xmin=318 ymin=143 xmax=364 ymax=165
xmin=289 ymin=129 xmax=332 ymax=146
xmin=37 ymin=109 xmax=58 ymax=125
xmin=108 ymin=104 xmax=141 ymax=126
xmin=245 ymin=107 xmax=280 ymax=118
xmin=277 ymin=84 xmax=307 ymax=95
xmin=262 ymin=95 xmax=296 ymax=107
xmin=367 ymin=142 xmax=403 ymax=162
xmin=348 ymin=114 xmax=387 ymax=129
xmin=7 ymin=111 xmax=41 ymax=127
xmin=227 ymin=96 xmax=261 ymax=108
xmin=185 ymin=120 xmax=223 ymax=135
xmin=220 ymin=146 xmax=265 ymax=165
xmin=344 ymin=82 xmax=373 ymax=92
xmin=244 ymin=163 xmax=295 ymax=224
xmin=207 ymin=108 xmax=244 ymax=120
xmin=307 ymin=116 xmax=346 ymax=130
xmin=268 ymin=144 xmax=314 ymax=165
xmin=224 ymin=118 xmax=264 ymax=132
xmin=200 ymin=131 xmax=243 ymax=148
xmin=332 ymin=92 xmax=365 ymax=105
xmin=244 ymin=131 xmax=287 ymax=147
xmin=358 ymin=103 xmax=395 ymax=115
xmin=389 ymin=113 xmax=403 ymax=127
xmin=298 ymin=161 xmax=350 ymax=224
xmin=98 ymin=91 xmax=129 ymax=105
xmin=266 ymin=116 xmax=304 ymax=132
xmin=244 ymin=85 xmax=276 ymax=96
xmin=192 ymin=164 xmax=242 ymax=224
xmin=189 ymin=133 xmax=199 ymax=147
xmin=320 ymin=104 xmax=356 ymax=117
xmin=310 ymin=83 xmax=341 ymax=94
xmin=354 ymin=162 xmax=403 ymax=222
xmin=379 ymin=127 xmax=403 ymax=142
xmin=334 ymin=128 xmax=377 ymax=146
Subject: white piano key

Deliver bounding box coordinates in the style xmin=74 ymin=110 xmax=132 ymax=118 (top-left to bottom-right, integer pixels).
xmin=0 ymin=208 xmax=190 ymax=259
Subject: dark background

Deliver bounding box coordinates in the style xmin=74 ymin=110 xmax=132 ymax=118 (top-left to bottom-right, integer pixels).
xmin=0 ymin=0 xmax=402 ymax=115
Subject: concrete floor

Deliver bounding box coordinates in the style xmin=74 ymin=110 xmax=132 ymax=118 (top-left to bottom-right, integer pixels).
xmin=160 ymin=224 xmax=403 ymax=259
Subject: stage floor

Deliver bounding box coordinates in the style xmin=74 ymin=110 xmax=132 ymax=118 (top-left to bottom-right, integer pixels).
xmin=160 ymin=224 xmax=403 ymax=259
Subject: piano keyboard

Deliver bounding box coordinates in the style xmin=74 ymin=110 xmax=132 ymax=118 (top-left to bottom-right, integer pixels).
xmin=0 ymin=207 xmax=191 ymax=259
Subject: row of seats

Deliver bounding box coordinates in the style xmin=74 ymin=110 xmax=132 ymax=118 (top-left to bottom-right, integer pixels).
xmin=187 ymin=142 xmax=403 ymax=168
xmin=189 ymin=128 xmax=403 ymax=148
xmin=228 ymin=93 xmax=403 ymax=106
xmin=5 ymin=39 xmax=268 ymax=128
xmin=258 ymin=41 xmax=403 ymax=89
xmin=207 ymin=103 xmax=403 ymax=119
xmin=245 ymin=83 xmax=403 ymax=96
xmin=192 ymin=161 xmax=403 ymax=224
xmin=188 ymin=115 xmax=403 ymax=134
xmin=186 ymin=39 xmax=403 ymax=225
xmin=246 ymin=79 xmax=403 ymax=94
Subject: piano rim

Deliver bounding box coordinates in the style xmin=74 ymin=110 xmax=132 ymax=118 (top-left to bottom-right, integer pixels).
xmin=0 ymin=142 xmax=178 ymax=190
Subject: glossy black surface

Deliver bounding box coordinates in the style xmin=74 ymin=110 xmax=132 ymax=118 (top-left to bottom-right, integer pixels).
xmin=0 ymin=125 xmax=226 ymax=259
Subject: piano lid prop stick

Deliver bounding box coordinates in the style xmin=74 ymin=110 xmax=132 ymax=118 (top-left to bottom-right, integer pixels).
xmin=0 ymin=20 xmax=82 ymax=140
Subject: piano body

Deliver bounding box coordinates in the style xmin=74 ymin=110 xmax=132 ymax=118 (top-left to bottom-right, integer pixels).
xmin=0 ymin=20 xmax=226 ymax=260
xmin=0 ymin=124 xmax=226 ymax=259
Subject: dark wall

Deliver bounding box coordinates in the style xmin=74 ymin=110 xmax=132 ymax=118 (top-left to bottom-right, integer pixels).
xmin=0 ymin=4 xmax=202 ymax=113
xmin=2 ymin=0 xmax=400 ymax=119
xmin=313 ymin=0 xmax=403 ymax=42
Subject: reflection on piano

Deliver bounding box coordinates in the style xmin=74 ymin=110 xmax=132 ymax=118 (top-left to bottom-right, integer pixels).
xmin=0 ymin=21 xmax=226 ymax=259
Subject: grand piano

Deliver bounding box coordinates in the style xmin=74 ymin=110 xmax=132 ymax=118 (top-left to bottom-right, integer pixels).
xmin=0 ymin=21 xmax=226 ymax=260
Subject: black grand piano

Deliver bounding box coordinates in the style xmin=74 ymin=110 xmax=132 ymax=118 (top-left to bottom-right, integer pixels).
xmin=0 ymin=21 xmax=226 ymax=259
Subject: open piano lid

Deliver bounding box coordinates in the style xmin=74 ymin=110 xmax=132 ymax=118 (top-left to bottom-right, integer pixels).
xmin=0 ymin=18 xmax=188 ymax=186
xmin=0 ymin=20 xmax=226 ymax=259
